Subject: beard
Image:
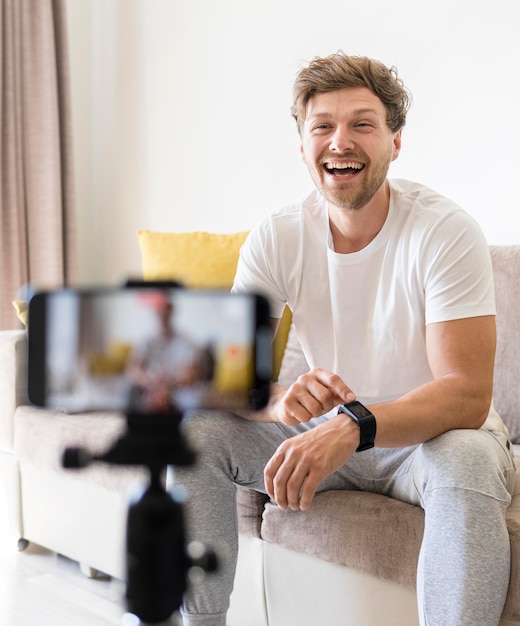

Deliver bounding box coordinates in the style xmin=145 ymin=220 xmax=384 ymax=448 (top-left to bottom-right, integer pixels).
xmin=324 ymin=177 xmax=383 ymax=210
xmin=313 ymin=149 xmax=392 ymax=211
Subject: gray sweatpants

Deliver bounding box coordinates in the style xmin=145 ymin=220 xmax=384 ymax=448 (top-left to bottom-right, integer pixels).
xmin=173 ymin=411 xmax=516 ymax=626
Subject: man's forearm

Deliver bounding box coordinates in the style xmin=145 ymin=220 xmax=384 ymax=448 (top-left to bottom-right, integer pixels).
xmin=370 ymin=374 xmax=492 ymax=448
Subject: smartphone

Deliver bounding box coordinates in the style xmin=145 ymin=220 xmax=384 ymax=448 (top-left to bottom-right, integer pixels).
xmin=28 ymin=286 xmax=272 ymax=413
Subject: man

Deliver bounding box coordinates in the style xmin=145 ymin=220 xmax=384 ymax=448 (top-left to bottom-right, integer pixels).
xmin=177 ymin=53 xmax=515 ymax=626
xmin=128 ymin=294 xmax=213 ymax=413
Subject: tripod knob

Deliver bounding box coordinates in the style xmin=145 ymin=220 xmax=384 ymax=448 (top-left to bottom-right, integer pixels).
xmin=62 ymin=447 xmax=93 ymax=468
xmin=187 ymin=541 xmax=218 ymax=576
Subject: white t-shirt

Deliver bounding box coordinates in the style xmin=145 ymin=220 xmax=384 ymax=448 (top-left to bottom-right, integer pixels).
xmin=233 ymin=179 xmax=506 ymax=433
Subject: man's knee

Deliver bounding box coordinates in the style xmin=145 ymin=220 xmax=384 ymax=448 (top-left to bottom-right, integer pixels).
xmin=418 ymin=429 xmax=512 ymax=499
xmin=181 ymin=411 xmax=244 ymax=459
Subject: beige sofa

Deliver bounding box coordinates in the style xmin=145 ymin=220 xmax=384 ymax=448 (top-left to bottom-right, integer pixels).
xmin=1 ymin=244 xmax=520 ymax=626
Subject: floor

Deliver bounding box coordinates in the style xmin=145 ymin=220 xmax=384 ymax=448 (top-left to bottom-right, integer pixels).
xmin=0 ymin=489 xmax=135 ymax=625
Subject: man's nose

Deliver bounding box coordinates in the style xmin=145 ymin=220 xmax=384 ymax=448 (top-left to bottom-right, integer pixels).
xmin=329 ymin=126 xmax=355 ymax=152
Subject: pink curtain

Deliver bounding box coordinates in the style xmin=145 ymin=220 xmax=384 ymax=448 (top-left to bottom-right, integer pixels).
xmin=0 ymin=0 xmax=77 ymax=330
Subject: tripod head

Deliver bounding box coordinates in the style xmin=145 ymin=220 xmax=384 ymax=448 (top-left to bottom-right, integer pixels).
xmin=63 ymin=409 xmax=217 ymax=624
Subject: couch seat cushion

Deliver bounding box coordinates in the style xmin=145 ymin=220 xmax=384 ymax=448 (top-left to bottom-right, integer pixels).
xmin=14 ymin=405 xmax=147 ymax=491
xmin=261 ymin=490 xmax=423 ymax=589
xmin=259 ymin=448 xmax=520 ymax=624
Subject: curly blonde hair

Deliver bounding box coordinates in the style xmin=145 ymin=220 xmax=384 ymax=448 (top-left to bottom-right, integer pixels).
xmin=291 ymin=52 xmax=411 ymax=134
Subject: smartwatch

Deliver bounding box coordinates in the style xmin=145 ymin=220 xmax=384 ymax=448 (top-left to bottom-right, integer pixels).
xmin=338 ymin=401 xmax=377 ymax=452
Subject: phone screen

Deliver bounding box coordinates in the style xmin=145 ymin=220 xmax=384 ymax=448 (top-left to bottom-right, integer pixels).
xmin=28 ymin=287 xmax=271 ymax=413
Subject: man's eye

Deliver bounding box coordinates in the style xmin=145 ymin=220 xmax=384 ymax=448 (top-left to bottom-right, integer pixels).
xmin=313 ymin=124 xmax=331 ymax=132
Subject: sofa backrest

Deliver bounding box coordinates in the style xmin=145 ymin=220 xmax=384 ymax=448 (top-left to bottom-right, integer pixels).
xmin=490 ymin=246 xmax=520 ymax=442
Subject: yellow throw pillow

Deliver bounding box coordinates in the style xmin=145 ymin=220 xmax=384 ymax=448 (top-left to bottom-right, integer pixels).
xmin=137 ymin=229 xmax=292 ymax=381
xmin=138 ymin=230 xmax=249 ymax=288
xmin=12 ymin=299 xmax=29 ymax=330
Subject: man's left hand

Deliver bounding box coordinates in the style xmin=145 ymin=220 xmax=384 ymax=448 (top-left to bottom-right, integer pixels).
xmin=264 ymin=412 xmax=360 ymax=511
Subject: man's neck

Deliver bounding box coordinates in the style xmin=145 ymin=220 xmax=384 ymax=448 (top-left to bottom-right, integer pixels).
xmin=328 ymin=181 xmax=390 ymax=253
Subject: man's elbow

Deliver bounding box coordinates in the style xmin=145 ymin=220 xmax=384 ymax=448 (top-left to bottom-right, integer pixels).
xmin=467 ymin=388 xmax=493 ymax=429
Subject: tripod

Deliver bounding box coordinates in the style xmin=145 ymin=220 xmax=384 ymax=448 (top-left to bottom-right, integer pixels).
xmin=63 ymin=409 xmax=217 ymax=625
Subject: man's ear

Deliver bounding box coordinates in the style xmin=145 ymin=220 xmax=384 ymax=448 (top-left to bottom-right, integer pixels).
xmin=300 ymin=142 xmax=306 ymax=163
xmin=392 ymin=129 xmax=402 ymax=161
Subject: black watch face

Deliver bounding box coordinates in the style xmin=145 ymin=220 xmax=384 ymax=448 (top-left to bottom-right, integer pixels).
xmin=347 ymin=401 xmax=372 ymax=418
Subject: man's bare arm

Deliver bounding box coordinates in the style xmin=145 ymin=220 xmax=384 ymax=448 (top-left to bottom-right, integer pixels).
xmin=264 ymin=315 xmax=496 ymax=511
xmin=370 ymin=315 xmax=496 ymax=447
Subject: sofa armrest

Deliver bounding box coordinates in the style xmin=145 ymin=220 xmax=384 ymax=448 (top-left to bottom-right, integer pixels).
xmin=236 ymin=486 xmax=269 ymax=539
xmin=0 ymin=330 xmax=28 ymax=452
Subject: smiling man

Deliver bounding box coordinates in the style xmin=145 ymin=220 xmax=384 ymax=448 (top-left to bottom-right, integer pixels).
xmin=177 ymin=53 xmax=516 ymax=626
xmin=302 ymin=87 xmax=399 ymax=214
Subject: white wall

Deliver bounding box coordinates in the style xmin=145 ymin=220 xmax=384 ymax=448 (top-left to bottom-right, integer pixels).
xmin=66 ymin=0 xmax=520 ymax=285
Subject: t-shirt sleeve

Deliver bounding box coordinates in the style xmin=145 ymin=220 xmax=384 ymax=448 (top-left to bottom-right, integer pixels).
xmin=231 ymin=220 xmax=288 ymax=319
xmin=422 ymin=210 xmax=496 ymax=325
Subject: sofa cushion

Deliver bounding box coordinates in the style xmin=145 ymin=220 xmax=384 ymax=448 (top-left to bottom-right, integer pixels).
xmin=261 ymin=455 xmax=520 ymax=623
xmin=490 ymin=246 xmax=520 ymax=443
xmin=138 ymin=229 xmax=249 ymax=288
xmin=236 ymin=486 xmax=269 ymax=539
xmin=14 ymin=405 xmax=147 ymax=491
xmin=261 ymin=490 xmax=424 ymax=589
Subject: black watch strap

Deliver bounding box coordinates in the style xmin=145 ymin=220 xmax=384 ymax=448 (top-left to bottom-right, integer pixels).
xmin=338 ymin=401 xmax=377 ymax=452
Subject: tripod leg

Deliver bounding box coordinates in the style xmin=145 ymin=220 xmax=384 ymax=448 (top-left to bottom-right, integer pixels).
xmin=122 ymin=611 xmax=183 ymax=626
xmin=126 ymin=481 xmax=188 ymax=624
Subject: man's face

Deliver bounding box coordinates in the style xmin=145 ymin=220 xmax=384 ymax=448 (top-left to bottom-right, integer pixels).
xmin=300 ymin=87 xmax=401 ymax=211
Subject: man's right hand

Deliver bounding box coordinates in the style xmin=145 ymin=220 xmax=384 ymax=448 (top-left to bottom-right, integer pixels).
xmin=269 ymin=368 xmax=355 ymax=425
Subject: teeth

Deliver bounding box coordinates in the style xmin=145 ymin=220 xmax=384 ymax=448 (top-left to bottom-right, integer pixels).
xmin=325 ymin=161 xmax=363 ymax=170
